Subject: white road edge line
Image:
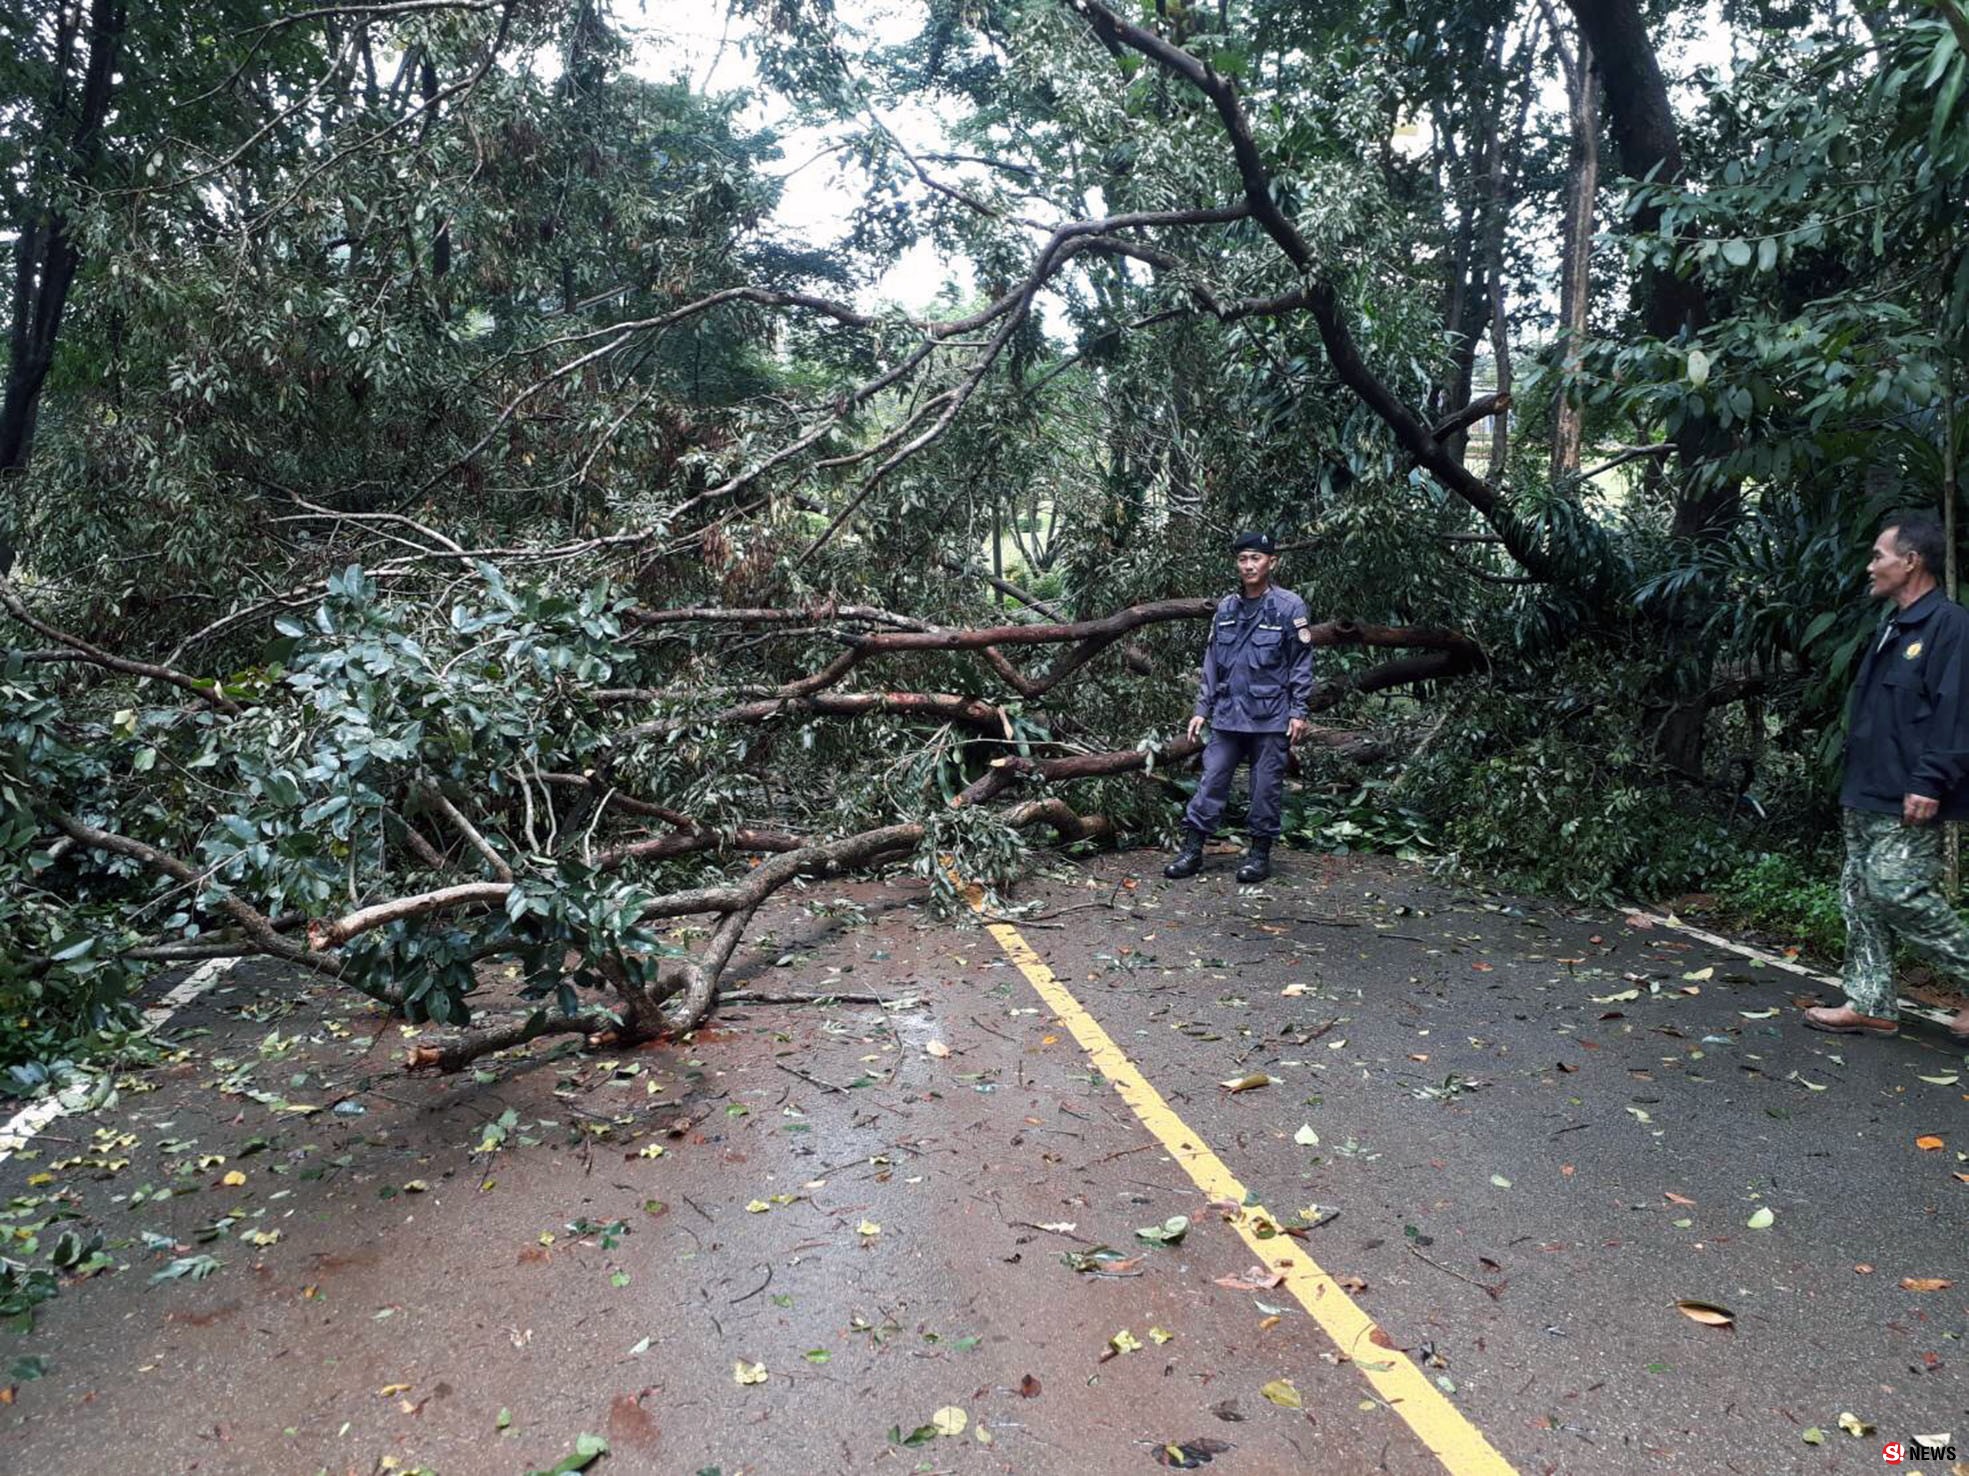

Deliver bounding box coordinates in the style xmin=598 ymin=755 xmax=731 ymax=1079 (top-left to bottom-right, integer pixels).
xmin=0 ymin=956 xmax=243 ymax=1165
xmin=1627 ymin=908 xmax=1955 ymax=1028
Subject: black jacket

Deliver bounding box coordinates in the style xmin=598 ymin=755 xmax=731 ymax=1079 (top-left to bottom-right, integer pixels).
xmin=1840 ymin=588 xmax=1969 ymax=818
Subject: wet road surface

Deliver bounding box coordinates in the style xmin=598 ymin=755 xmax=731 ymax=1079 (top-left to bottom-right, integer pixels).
xmin=1 ymin=848 xmax=1964 ymax=1474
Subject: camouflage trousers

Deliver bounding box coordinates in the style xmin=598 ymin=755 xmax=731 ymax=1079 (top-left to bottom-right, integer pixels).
xmin=1839 ymin=809 xmax=1969 ymax=1019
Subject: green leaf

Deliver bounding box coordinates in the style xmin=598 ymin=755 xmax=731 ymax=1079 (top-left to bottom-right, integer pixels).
xmin=526 ymin=1433 xmax=609 ymax=1475
xmin=1134 ymin=1215 xmax=1189 ymax=1245
xmin=1720 ymin=239 xmax=1753 ymax=267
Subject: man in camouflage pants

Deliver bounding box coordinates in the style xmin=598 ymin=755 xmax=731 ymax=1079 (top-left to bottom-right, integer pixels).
xmin=1806 ymin=513 xmax=1969 ymax=1041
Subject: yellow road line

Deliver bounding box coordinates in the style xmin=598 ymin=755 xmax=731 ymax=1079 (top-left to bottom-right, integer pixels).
xmin=970 ymin=889 xmax=1520 ymax=1476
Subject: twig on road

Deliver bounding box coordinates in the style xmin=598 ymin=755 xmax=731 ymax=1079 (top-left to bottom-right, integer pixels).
xmin=723 ymin=990 xmax=920 ymax=1007
xmin=1408 ymin=1243 xmax=1506 ymax=1301
xmin=774 ymin=1060 xmax=847 ymax=1095
xmin=729 ymin=1262 xmax=775 ymax=1304
xmin=968 ymin=1013 xmax=1018 ymax=1043
xmin=1009 ymin=1219 xmax=1099 ymax=1244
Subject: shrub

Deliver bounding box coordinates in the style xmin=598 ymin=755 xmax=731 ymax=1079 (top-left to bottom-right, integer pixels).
xmin=1714 ymin=851 xmax=1846 ymax=960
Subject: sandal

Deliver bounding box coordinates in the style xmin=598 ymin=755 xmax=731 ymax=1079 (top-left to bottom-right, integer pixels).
xmin=1803 ymin=1008 xmax=1899 ymax=1037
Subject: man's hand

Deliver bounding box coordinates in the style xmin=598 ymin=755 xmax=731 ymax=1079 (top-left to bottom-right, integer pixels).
xmin=1287 ymin=717 xmax=1309 ymax=745
xmin=1187 ymin=715 xmax=1206 ymax=743
xmin=1905 ymin=792 xmax=1941 ymax=825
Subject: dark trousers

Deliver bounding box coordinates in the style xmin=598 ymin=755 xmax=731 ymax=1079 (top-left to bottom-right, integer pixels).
xmin=1183 ymin=729 xmax=1290 ymax=840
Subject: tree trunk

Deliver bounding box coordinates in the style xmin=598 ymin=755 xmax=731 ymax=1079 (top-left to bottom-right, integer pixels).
xmin=1479 ymin=103 xmax=1511 ymax=481
xmin=1548 ymin=19 xmax=1597 ymax=482
xmin=1562 ymin=0 xmax=1734 ymax=541
xmin=1431 ymin=103 xmax=1481 ymax=466
xmin=1560 ymin=0 xmax=1700 ymax=346
xmin=0 ymin=0 xmax=124 ymax=577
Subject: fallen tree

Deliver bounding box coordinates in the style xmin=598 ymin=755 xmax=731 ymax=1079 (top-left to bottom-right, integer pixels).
xmin=2 ymin=564 xmax=1480 ymax=1073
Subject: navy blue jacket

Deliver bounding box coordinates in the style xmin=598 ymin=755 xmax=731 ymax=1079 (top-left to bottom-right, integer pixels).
xmin=1841 ymin=587 xmax=1969 ymax=818
xmin=1192 ymin=586 xmax=1317 ymax=734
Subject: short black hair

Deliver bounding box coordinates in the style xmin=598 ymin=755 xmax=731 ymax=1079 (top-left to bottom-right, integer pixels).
xmin=1885 ymin=512 xmax=1947 ymax=576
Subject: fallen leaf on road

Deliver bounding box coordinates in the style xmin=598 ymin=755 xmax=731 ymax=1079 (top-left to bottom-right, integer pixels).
xmin=1018 ymin=1374 xmax=1041 ymax=1398
xmin=525 ymin=1433 xmax=608 ymax=1476
xmin=1280 ymin=984 xmax=1308 ymax=997
xmin=1150 ymin=1326 xmax=1174 ymax=1344
xmin=379 ymin=1383 xmax=412 ymax=1397
xmin=1625 ymin=913 xmax=1655 ymax=929
xmin=733 ymin=1360 xmax=768 ymax=1385
xmin=1682 ymin=967 xmax=1713 ymax=982
xmin=1917 ymin=1074 xmax=1960 ymax=1086
xmin=1675 ymin=1299 xmax=1735 ymax=1327
xmin=926 ymin=1041 xmax=951 ymax=1058
xmin=1136 ymin=1216 xmax=1189 ymax=1246
xmin=1213 ymin=1267 xmax=1286 ymax=1292
xmin=1219 ymin=1073 xmax=1272 ymax=1093
xmin=1155 ymin=1437 xmax=1234 ymax=1468
xmin=1854 ymin=1263 xmax=1874 ymax=1274
xmin=221 ymin=1170 xmax=247 ymax=1187
xmin=1664 ymin=1192 xmax=1696 ymax=1207
xmin=1800 ymin=1427 xmax=1824 ymax=1445
xmin=746 ymin=1200 xmax=771 ymax=1213
xmin=932 ymin=1406 xmax=968 ymax=1436
xmin=1746 ymin=1207 xmax=1775 ymax=1230
xmin=1367 ymin=1327 xmax=1395 ymax=1349
xmin=857 ymin=1220 xmax=881 ymax=1237
xmin=1260 ymin=1379 xmax=1302 ymax=1409
xmin=1837 ymin=1412 xmax=1873 ymax=1437
xmin=1739 ymin=1008 xmax=1779 ymax=1019
xmin=1336 ymin=1274 xmax=1368 ymax=1294
xmin=1915 ymin=1135 xmax=1945 ymax=1151
xmin=1591 ymin=990 xmax=1640 ymax=1004
xmin=1490 ymin=1174 xmax=1512 ymax=1189
xmin=1900 ymin=1277 xmax=1953 ymax=1292
xmin=1109 ymin=1329 xmax=1143 ymax=1355
xmin=1063 ymin=1246 xmax=1141 ymax=1275
xmin=1293 ymin=1124 xmax=1320 ymax=1147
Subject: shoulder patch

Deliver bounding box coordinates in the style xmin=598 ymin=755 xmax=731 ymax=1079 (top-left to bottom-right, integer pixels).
xmin=1906 ymin=641 xmax=1923 ymax=659
xmin=1297 ymin=626 xmax=1313 ymax=645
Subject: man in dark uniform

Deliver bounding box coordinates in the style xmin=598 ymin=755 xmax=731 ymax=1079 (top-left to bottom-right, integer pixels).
xmin=1164 ymin=531 xmax=1316 ymax=884
xmin=1804 ymin=512 xmax=1969 ymax=1042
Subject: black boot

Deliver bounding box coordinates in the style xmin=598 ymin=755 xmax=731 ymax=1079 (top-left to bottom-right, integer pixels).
xmin=1236 ymin=837 xmax=1274 ymax=884
xmin=1163 ymin=830 xmax=1207 ymax=880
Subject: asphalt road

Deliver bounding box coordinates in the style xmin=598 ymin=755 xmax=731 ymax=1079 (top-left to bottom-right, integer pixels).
xmin=1 ymin=847 xmax=1964 ymax=1475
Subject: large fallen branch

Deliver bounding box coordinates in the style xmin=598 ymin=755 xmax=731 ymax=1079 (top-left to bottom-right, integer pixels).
xmin=21 ymin=570 xmax=1485 ymax=1082
xmin=1 ymin=579 xmax=242 ymax=713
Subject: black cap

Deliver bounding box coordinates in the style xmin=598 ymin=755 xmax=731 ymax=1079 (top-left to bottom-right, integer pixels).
xmin=1231 ymin=530 xmax=1276 ymax=555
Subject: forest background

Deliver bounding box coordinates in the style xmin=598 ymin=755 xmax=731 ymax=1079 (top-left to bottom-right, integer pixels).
xmin=1 ymin=0 xmax=1966 ymax=1092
